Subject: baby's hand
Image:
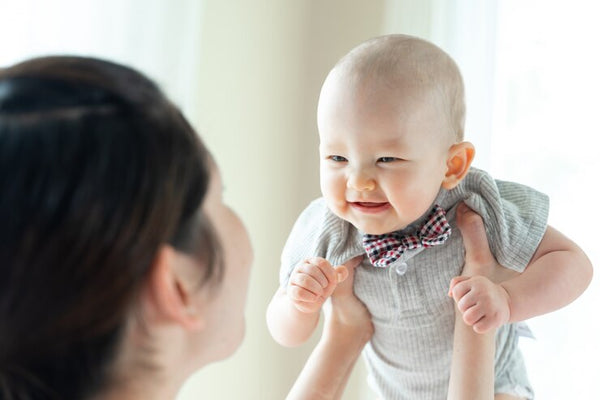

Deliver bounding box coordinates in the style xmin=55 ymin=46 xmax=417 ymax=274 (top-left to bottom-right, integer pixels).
xmin=448 ymin=202 xmax=514 ymax=333
xmin=449 ymin=275 xmax=510 ymax=333
xmin=287 ymin=257 xmax=347 ymax=314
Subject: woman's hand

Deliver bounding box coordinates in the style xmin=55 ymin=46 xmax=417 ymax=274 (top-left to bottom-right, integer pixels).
xmin=448 ymin=203 xmax=518 ymax=333
xmin=448 ymin=203 xmax=517 ymax=333
xmin=324 ymin=256 xmax=373 ymax=346
xmin=286 ymin=256 xmax=372 ymax=400
xmin=447 ymin=203 xmax=502 ymax=400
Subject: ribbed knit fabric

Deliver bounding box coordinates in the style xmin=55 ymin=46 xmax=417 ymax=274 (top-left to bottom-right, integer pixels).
xmin=280 ymin=168 xmax=548 ymax=400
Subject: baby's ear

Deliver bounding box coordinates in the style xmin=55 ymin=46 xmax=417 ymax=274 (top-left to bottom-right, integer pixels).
xmin=442 ymin=142 xmax=475 ymax=189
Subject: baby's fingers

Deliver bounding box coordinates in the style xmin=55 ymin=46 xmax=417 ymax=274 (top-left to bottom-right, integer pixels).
xmin=472 ymin=316 xmax=497 ymax=334
xmin=462 ymin=304 xmax=485 ymax=326
xmin=295 ymin=259 xmax=331 ymax=288
xmin=448 ymin=276 xmax=470 ymax=298
xmin=293 ymin=299 xmax=324 ymax=314
xmin=303 ymin=258 xmax=338 ymax=288
xmin=448 ymin=277 xmax=476 ymax=302
xmin=287 ymin=283 xmax=321 ymax=302
xmin=289 ymin=271 xmax=324 ymax=298
xmin=307 ymin=258 xmax=340 ymax=297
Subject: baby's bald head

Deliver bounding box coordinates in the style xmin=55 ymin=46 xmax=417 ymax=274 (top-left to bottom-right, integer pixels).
xmin=328 ymin=34 xmax=465 ymax=142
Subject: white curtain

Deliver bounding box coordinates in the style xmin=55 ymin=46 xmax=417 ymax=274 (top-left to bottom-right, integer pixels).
xmin=490 ymin=2 xmax=599 ymax=399
xmin=0 ymin=0 xmax=205 ymax=121
xmin=384 ymin=2 xmax=599 ymax=399
xmin=383 ymin=0 xmax=500 ymax=170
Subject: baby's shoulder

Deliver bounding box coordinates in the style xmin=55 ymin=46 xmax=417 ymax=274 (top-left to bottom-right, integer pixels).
xmin=296 ymin=197 xmax=356 ymax=239
xmin=460 ymin=167 xmax=501 ymax=195
xmin=290 ymin=197 xmax=362 ymax=266
xmin=453 ymin=167 xmax=549 ymax=272
xmin=462 ymin=167 xmax=548 ymax=209
xmin=294 ymin=197 xmax=345 ymax=234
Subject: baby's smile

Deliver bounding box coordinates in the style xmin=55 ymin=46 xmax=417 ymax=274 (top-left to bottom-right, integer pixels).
xmin=349 ymin=201 xmax=391 ymax=214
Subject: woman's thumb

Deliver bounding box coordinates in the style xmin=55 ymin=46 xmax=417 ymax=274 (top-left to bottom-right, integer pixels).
xmin=456 ymin=203 xmax=495 ymax=271
xmin=333 ymin=256 xmax=363 ymax=296
xmin=335 ymin=265 xmax=349 ymax=283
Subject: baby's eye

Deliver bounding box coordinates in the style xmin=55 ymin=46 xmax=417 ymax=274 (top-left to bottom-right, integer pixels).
xmin=329 ymin=155 xmax=348 ymax=162
xmin=377 ymin=157 xmax=400 ymax=163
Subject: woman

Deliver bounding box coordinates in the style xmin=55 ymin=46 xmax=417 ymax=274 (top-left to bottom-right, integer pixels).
xmin=0 ymin=56 xmax=374 ymax=400
xmin=0 ymin=55 xmax=499 ymax=400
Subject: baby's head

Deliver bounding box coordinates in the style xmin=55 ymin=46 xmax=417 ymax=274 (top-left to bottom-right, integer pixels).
xmin=317 ymin=34 xmax=475 ymax=234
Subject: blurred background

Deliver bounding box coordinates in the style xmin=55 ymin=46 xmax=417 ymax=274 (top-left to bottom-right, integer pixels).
xmin=1 ymin=0 xmax=598 ymax=398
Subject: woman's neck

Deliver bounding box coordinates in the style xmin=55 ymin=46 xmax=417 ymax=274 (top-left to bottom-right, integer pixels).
xmin=93 ymin=320 xmax=189 ymax=400
xmin=94 ymin=377 xmax=180 ymax=400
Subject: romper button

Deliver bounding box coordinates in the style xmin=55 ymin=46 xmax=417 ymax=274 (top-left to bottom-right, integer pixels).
xmin=395 ymin=262 xmax=408 ymax=275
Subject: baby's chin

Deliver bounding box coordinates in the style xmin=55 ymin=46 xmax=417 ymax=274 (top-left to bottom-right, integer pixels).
xmin=324 ymin=200 xmax=406 ymax=234
xmin=351 ymin=221 xmax=406 ymax=235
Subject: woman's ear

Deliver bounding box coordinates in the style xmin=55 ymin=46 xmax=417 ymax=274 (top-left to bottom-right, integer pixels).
xmin=142 ymin=245 xmax=206 ymax=332
xmin=442 ymin=141 xmax=475 ymax=189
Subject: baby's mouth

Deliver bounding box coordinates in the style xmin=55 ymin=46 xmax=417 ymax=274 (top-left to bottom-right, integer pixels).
xmin=349 ymin=201 xmax=391 ymax=213
xmin=354 ymin=202 xmax=385 ymax=207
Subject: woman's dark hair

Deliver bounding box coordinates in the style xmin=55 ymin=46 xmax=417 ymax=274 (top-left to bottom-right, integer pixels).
xmin=0 ymin=56 xmax=222 ymax=399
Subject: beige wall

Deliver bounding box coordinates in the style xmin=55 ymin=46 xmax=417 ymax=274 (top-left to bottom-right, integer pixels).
xmin=6 ymin=1 xmax=593 ymax=398
xmin=178 ymin=1 xmax=389 ymax=399
xmin=0 ymin=1 xmax=419 ymax=398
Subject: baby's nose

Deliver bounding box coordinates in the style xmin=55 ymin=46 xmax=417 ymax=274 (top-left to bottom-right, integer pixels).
xmin=347 ymin=170 xmax=375 ymax=191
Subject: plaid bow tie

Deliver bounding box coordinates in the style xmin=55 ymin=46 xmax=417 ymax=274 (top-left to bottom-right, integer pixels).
xmin=362 ymin=204 xmax=451 ymax=268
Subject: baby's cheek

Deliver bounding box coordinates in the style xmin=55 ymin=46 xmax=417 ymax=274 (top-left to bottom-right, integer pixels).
xmin=320 ymin=173 xmax=341 ymax=196
xmin=321 ymin=185 xmax=346 ymax=214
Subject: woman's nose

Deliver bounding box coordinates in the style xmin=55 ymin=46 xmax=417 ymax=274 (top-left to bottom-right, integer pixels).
xmin=347 ymin=169 xmax=375 ymax=191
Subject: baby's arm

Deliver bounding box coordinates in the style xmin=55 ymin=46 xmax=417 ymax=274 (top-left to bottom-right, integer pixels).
xmin=496 ymin=225 xmax=592 ymax=322
xmin=450 ymin=205 xmax=593 ymax=333
xmin=286 ymin=259 xmax=373 ymax=400
xmin=267 ymin=257 xmax=355 ymax=347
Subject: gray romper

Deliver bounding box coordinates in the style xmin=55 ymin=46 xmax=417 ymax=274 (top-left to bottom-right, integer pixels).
xmin=279 ymin=168 xmax=548 ymax=400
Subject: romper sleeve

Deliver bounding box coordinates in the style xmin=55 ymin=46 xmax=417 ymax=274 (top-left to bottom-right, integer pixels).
xmin=461 ymin=169 xmax=549 ymax=272
xmin=279 ymin=198 xmax=364 ymax=287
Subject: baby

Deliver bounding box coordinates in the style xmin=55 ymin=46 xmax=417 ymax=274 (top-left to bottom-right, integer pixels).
xmin=267 ymin=34 xmax=592 ymax=399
